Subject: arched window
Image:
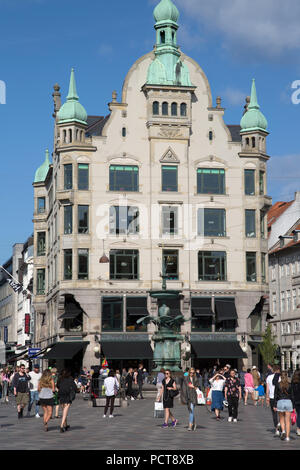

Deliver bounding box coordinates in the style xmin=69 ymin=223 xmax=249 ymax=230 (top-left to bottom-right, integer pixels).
xmin=75 ymin=129 xmax=79 ymax=141
xmin=69 ymin=129 xmax=72 ymax=143
xmin=180 ymin=103 xmax=187 ymax=116
xmin=162 ymin=102 xmax=169 ymax=116
xmin=246 ymin=137 xmax=250 ymax=146
xmin=160 ymin=31 xmax=165 ymax=44
xmin=171 ymin=102 xmax=178 ymax=116
xmin=252 ymin=137 xmax=256 ymax=148
xmin=153 ymin=101 xmax=159 ymax=115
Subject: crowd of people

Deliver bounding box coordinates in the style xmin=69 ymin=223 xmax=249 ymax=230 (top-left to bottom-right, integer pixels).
xmin=1 ymin=361 xmax=300 ymax=442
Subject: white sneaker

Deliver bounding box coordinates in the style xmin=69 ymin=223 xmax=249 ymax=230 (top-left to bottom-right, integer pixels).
xmin=103 ymin=415 xmax=106 ymax=418
xmin=285 ymin=437 xmax=290 ymax=442
xmin=228 ymin=417 xmax=233 ymax=422
xmin=275 ymin=430 xmax=280 ymax=436
xmin=109 ymin=415 xmax=114 ymax=418
xmin=233 ymin=419 xmax=237 ymax=423
xmin=35 ymin=413 xmax=40 ymax=418
xmin=131 ymin=397 xmax=135 ymax=401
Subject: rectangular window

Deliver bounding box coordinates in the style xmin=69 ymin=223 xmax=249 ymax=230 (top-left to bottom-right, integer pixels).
xmin=64 ymin=249 xmax=72 ymax=280
xmin=281 ymin=292 xmax=285 ymax=313
xmin=162 ymin=166 xmax=178 ymax=192
xmin=102 ymin=297 xmax=123 ymax=332
xmin=259 ymin=171 xmax=265 ymax=195
xmin=245 ymin=210 xmax=256 ymax=238
xmin=286 ymin=290 xmax=291 ymax=312
xmin=295 ymin=321 xmax=300 ymax=333
xmin=37 ymin=197 xmax=46 ymax=214
xmin=271 ymin=265 xmax=276 ymax=281
xmin=197 ymin=169 xmax=225 ymax=194
xmin=162 ymin=206 xmax=178 ymax=235
xmin=109 ymin=165 xmax=138 ymax=192
xmin=292 ymin=289 xmax=297 ymax=310
xmin=64 ymin=164 xmax=73 ymax=190
xmin=286 ymin=263 xmax=290 ymax=276
xmin=191 ymin=297 xmax=213 ymax=332
xmin=198 ymin=208 xmax=226 ymax=237
xmin=272 ymin=294 xmax=277 ymax=315
xmin=109 ymin=250 xmax=139 ymax=280
xmin=126 ymin=297 xmax=148 ymax=332
xmin=260 ymin=211 xmax=265 ymax=238
xmin=78 ymin=249 xmax=89 ymax=280
xmin=64 ymin=206 xmax=73 ymax=234
xmin=245 ymin=169 xmax=255 ymax=196
xmin=198 ymin=251 xmax=227 ymax=281
xmin=246 ymin=252 xmax=257 ymax=282
xmin=78 ymin=163 xmax=89 ymax=190
xmin=36 ymin=269 xmax=45 ymax=295
xmin=78 ymin=205 xmax=89 ymax=234
xmin=261 ymin=253 xmax=266 ymax=283
xmin=163 ymin=250 xmax=179 ymax=280
xmin=109 ymin=206 xmax=139 ymax=235
xmin=37 ymin=232 xmax=46 ymax=256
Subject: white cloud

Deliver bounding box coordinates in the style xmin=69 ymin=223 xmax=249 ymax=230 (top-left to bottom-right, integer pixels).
xmin=150 ymin=0 xmax=300 ymax=62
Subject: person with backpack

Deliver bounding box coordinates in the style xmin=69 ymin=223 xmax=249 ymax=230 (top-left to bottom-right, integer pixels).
xmin=57 ymin=369 xmax=77 ymax=433
xmin=181 ymin=367 xmax=200 ymax=431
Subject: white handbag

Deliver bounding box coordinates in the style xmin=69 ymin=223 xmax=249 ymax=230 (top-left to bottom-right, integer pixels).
xmin=154 ymin=401 xmax=164 ymax=418
xmin=196 ymin=388 xmax=206 ymax=405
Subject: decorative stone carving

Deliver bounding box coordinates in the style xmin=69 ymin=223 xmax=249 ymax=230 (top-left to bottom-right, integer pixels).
xmin=159 ymin=146 xmax=180 ymax=163
xmin=158 ymin=127 xmax=183 ymax=139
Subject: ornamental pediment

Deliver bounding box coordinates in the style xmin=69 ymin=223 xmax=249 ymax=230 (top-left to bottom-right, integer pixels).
xmin=159 ymin=147 xmax=180 ymax=164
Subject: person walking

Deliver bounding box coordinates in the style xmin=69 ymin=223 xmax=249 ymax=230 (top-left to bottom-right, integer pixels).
xmin=224 ymin=369 xmax=242 ymax=422
xmin=266 ymin=364 xmax=281 ymax=436
xmin=252 ymin=366 xmax=260 ymax=388
xmin=136 ymin=363 xmax=144 ymax=400
xmin=181 ymin=367 xmax=199 ymax=431
xmin=50 ymin=368 xmax=60 ymax=419
xmin=57 ymin=369 xmax=77 ymax=433
xmin=0 ymin=367 xmax=10 ymax=403
xmin=27 ymin=364 xmax=42 ymax=418
xmin=155 ymin=368 xmax=165 ymax=401
xmin=273 ymin=371 xmax=295 ymax=441
xmin=103 ymin=370 xmax=119 ymax=418
xmin=244 ymin=368 xmax=255 ymax=405
xmin=209 ymin=372 xmax=226 ymax=420
xmin=255 ymin=381 xmax=266 ymax=407
xmin=125 ymin=368 xmax=136 ymax=401
xmin=12 ymin=364 xmax=31 ymax=420
xmin=291 ymin=369 xmax=300 ymax=437
xmin=157 ymin=369 xmax=178 ymax=429
xmin=239 ymin=367 xmax=246 ymax=399
xmin=38 ymin=369 xmax=55 ymax=432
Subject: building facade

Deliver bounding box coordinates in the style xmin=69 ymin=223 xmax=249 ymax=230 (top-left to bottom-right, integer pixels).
xmin=32 ymin=0 xmax=271 ymax=373
xmin=268 ymin=197 xmax=300 ymax=371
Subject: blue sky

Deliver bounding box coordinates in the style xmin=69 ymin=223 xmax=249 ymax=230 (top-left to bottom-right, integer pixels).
xmin=1 ymin=0 xmax=300 ymax=262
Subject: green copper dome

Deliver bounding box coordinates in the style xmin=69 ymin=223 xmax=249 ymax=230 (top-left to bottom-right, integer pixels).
xmin=57 ymin=68 xmax=87 ymax=125
xmin=34 ymin=149 xmax=51 ymax=183
xmin=240 ymin=79 xmax=268 ymax=133
xmin=154 ymin=0 xmax=179 ymax=24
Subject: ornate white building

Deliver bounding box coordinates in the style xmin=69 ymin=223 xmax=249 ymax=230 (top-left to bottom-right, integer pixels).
xmin=32 ymin=0 xmax=271 ymax=373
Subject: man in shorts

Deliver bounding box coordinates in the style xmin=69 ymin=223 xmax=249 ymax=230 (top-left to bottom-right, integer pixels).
xmin=12 ymin=364 xmax=31 ymax=419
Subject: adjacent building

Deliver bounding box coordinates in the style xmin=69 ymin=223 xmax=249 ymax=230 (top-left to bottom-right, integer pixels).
xmin=32 ymin=0 xmax=272 ymax=373
xmin=268 ymin=194 xmax=300 ymax=370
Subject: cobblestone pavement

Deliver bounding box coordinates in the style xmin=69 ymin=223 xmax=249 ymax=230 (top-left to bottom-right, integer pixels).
xmin=0 ymin=395 xmax=299 ymax=450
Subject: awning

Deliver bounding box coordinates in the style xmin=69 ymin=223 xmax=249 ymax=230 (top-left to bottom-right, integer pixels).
xmin=191 ymin=298 xmax=213 ymax=317
xmin=192 ymin=341 xmax=247 ymax=359
xmin=101 ymin=341 xmax=153 ymax=359
xmin=43 ymin=341 xmax=89 ymax=360
xmin=126 ymin=297 xmax=149 ymax=317
xmin=215 ymin=298 xmax=237 ymax=321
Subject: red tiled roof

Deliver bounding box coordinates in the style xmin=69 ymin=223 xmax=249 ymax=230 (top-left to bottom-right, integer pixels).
xmin=269 ymin=222 xmax=300 ymax=254
xmin=267 ymin=200 xmax=294 ymax=228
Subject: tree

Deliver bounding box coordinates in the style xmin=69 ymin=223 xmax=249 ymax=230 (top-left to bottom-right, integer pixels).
xmin=259 ymin=325 xmax=278 ymax=366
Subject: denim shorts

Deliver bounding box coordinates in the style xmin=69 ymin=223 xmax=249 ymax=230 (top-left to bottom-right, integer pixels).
xmin=277 ymin=399 xmax=293 ymax=412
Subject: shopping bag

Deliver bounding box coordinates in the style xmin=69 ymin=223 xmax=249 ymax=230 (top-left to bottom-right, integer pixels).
xmin=206 ymin=388 xmax=212 ymax=405
xmin=196 ymin=388 xmax=206 ymax=405
xmin=154 ymin=401 xmax=164 ymax=418
xmin=291 ymin=410 xmax=297 ymax=426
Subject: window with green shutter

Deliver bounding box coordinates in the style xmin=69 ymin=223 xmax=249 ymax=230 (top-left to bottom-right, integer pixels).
xmin=197 ymin=168 xmax=225 ymax=194
xmin=109 ymin=165 xmax=139 ymax=192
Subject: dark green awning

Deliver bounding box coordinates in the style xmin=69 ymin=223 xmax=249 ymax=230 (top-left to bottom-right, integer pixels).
xmin=101 ymin=341 xmax=153 ymax=359
xmin=44 ymin=341 xmax=89 ymax=360
xmin=192 ymin=341 xmax=247 ymax=359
